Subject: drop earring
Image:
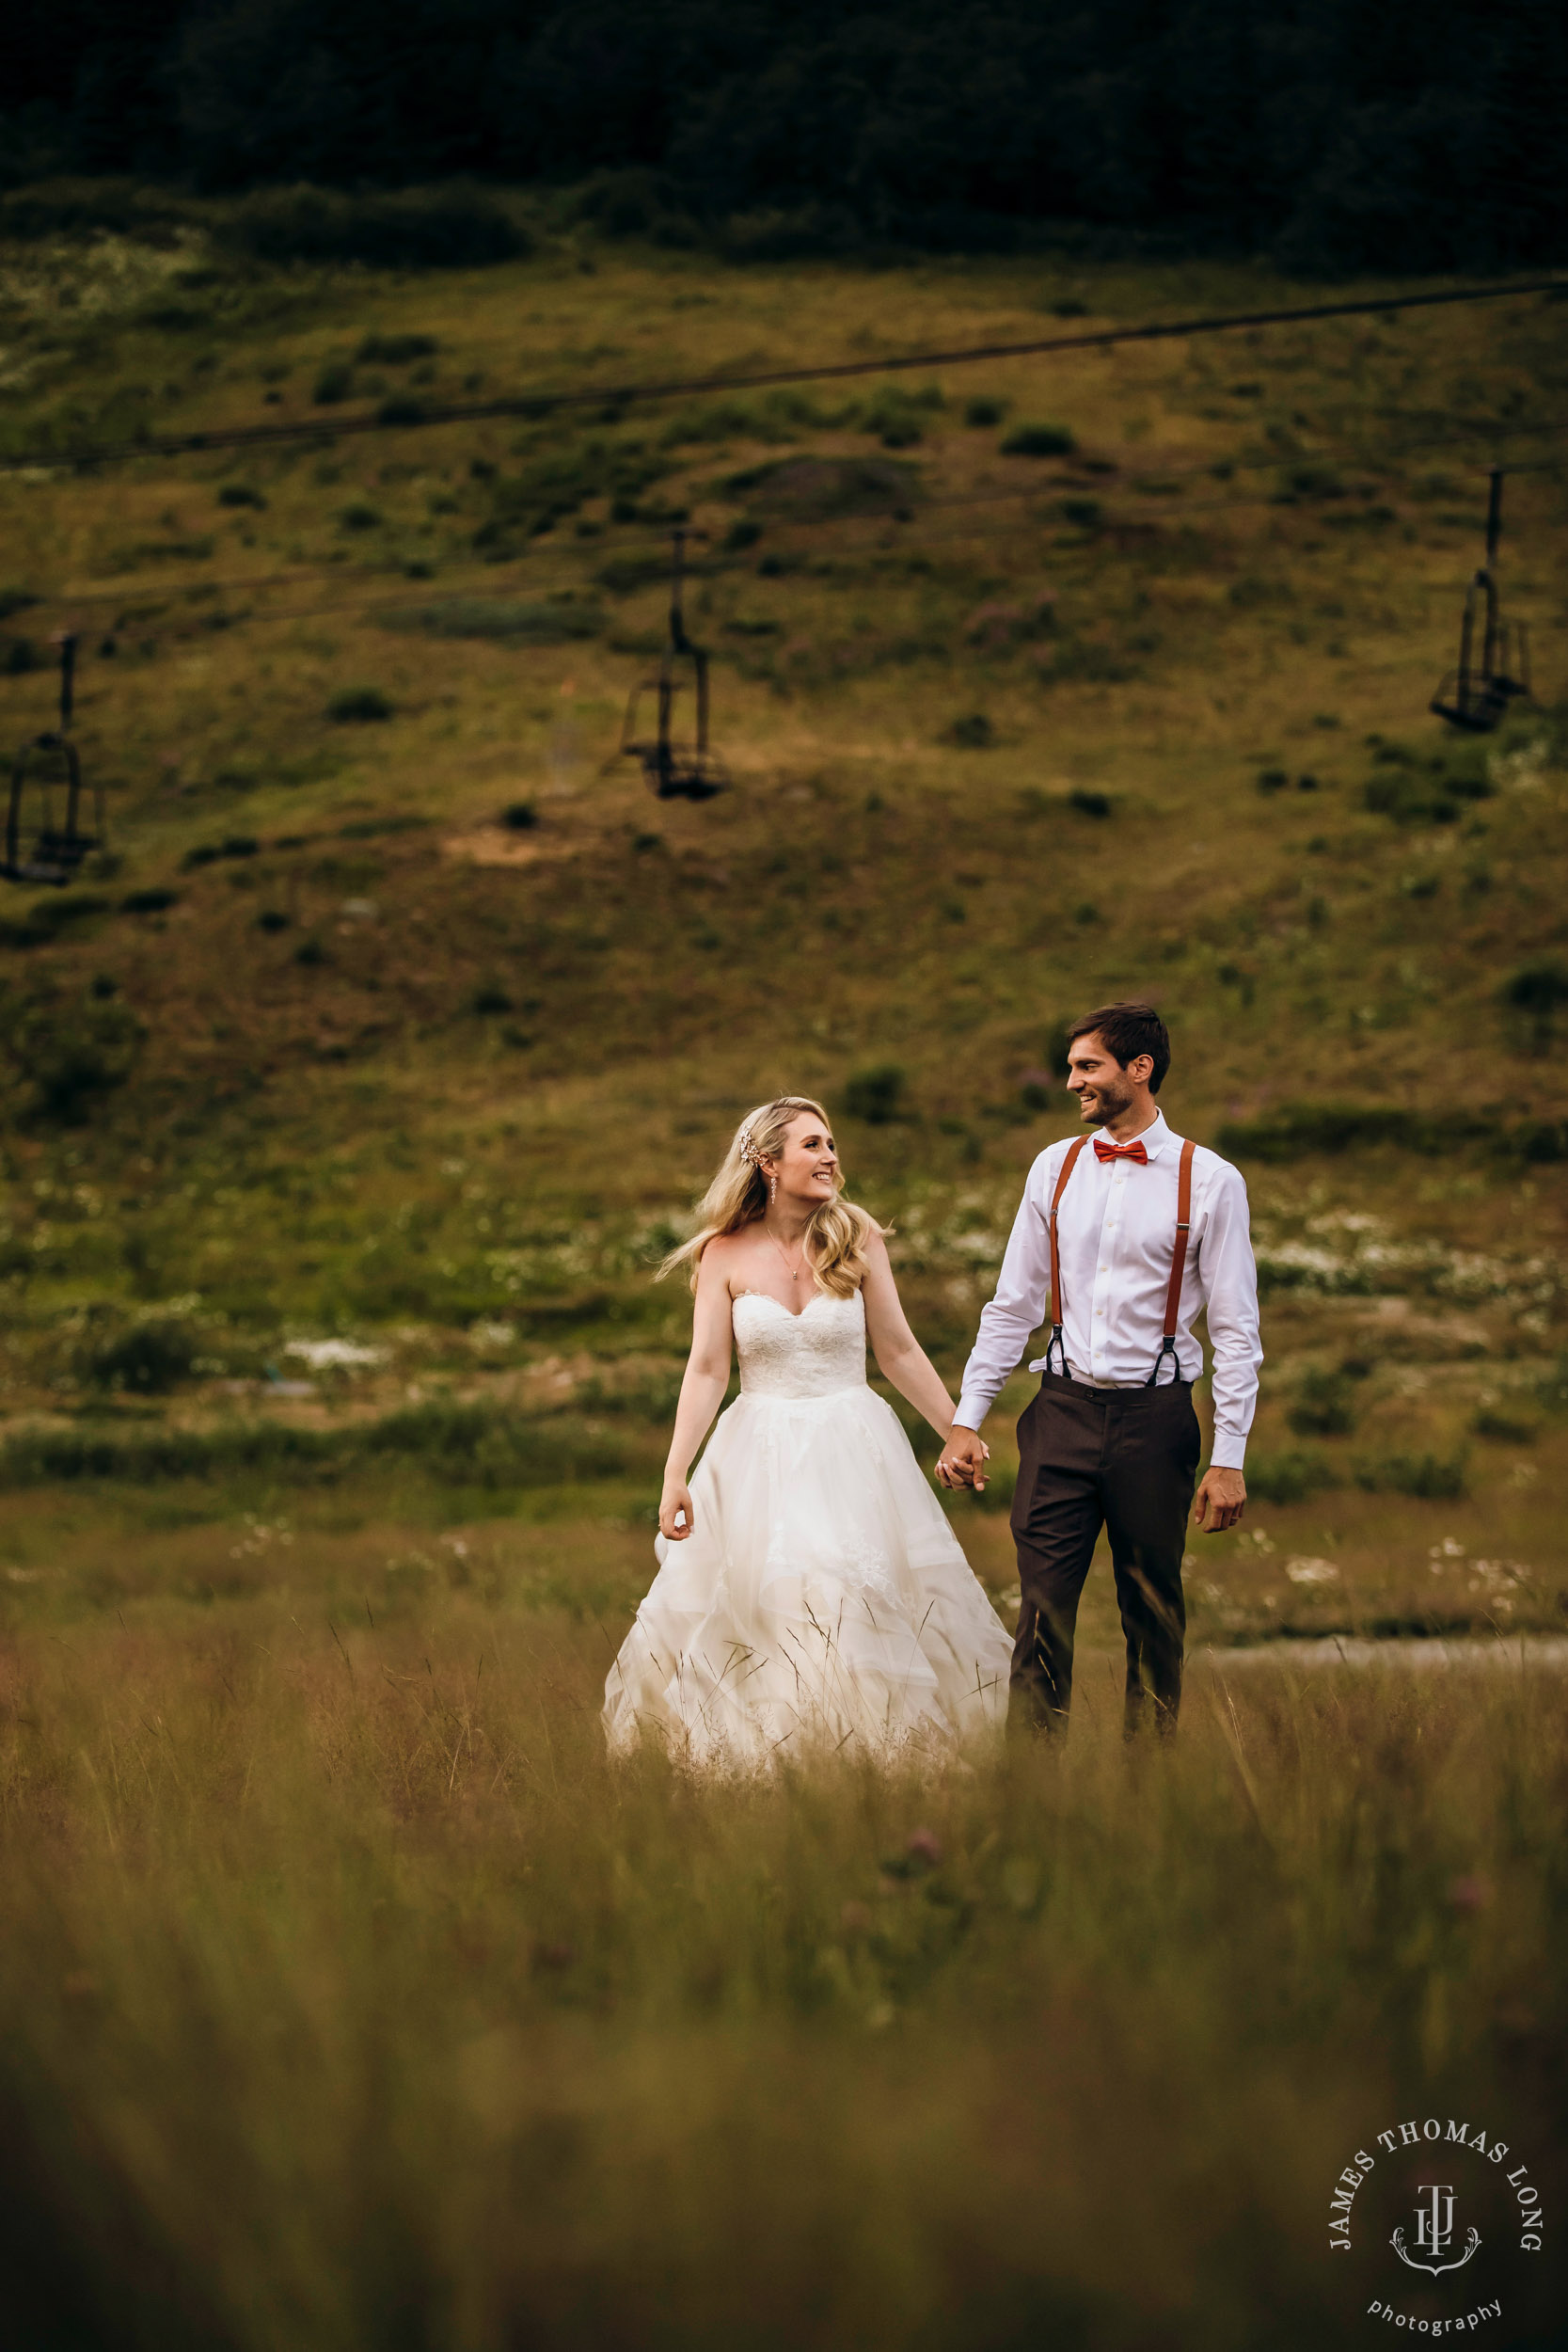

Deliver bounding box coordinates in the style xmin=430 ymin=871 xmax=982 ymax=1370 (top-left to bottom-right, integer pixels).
xmin=769 ymin=1174 xmax=778 ymax=1205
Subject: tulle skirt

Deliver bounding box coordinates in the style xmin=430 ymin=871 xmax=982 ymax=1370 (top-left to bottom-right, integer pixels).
xmin=603 ymin=1384 xmax=1013 ymax=1770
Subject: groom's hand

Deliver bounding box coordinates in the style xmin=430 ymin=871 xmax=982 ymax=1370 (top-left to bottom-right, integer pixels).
xmin=937 ymin=1425 xmax=990 ymax=1491
xmin=1193 ymin=1466 xmax=1246 ymax=1534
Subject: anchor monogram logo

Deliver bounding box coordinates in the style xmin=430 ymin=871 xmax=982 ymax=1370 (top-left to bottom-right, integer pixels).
xmin=1390 ymin=2184 xmax=1481 ymax=2278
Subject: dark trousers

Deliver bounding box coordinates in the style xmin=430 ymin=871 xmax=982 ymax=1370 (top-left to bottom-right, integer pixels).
xmin=1009 ymin=1371 xmax=1201 ymax=1737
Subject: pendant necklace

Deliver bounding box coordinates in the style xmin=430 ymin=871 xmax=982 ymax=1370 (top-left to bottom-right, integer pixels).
xmin=768 ymin=1222 xmax=808 ymax=1289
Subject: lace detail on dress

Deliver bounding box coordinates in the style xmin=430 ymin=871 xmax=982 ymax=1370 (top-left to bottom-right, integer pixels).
xmin=731 ymin=1289 xmax=869 ymax=1400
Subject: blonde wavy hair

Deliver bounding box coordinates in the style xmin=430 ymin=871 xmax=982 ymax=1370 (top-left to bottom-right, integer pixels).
xmin=659 ymin=1095 xmax=885 ymax=1299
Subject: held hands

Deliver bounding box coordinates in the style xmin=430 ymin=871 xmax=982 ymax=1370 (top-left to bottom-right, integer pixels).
xmin=935 ymin=1425 xmax=990 ymax=1492
xmin=1193 ymin=1465 xmax=1246 ymax=1534
xmin=659 ymin=1480 xmax=696 ymax=1541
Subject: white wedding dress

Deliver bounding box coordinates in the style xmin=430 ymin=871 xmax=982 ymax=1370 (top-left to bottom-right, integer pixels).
xmin=603 ymin=1287 xmax=1012 ymax=1769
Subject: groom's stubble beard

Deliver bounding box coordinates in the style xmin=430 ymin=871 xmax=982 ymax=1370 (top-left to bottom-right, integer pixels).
xmin=1077 ymin=1073 xmax=1134 ymax=1126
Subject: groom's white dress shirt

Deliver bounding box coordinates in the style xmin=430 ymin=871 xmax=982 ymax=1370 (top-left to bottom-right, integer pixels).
xmin=954 ymin=1111 xmax=1262 ymax=1470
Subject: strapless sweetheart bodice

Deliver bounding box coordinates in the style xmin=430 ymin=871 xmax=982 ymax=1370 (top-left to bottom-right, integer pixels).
xmin=732 ymin=1289 xmax=868 ymax=1400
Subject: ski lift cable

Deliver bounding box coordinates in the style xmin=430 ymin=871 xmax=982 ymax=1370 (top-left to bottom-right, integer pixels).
xmin=8 ymin=413 xmax=1567 ymax=631
xmin=0 ymin=276 xmax=1564 ymax=475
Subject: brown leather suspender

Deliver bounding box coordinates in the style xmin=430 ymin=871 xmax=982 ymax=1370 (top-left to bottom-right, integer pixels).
xmin=1042 ymin=1136 xmax=1087 ymax=1375
xmin=1146 ymin=1136 xmax=1196 ymax=1387
xmin=1041 ymin=1133 xmax=1196 ymax=1385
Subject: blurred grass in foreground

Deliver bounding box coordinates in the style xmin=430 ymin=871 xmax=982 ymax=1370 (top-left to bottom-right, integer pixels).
xmin=0 ymin=1597 xmax=1563 ymax=2348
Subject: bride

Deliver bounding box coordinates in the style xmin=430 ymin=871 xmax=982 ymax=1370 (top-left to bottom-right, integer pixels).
xmin=602 ymin=1095 xmax=1012 ymax=1767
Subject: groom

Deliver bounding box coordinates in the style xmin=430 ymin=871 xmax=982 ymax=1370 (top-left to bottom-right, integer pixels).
xmin=937 ymin=1003 xmax=1261 ymax=1736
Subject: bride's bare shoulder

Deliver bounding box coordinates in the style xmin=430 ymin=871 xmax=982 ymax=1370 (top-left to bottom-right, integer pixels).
xmin=857 ymin=1220 xmax=893 ymax=1272
xmin=699 ymin=1228 xmax=759 ymax=1285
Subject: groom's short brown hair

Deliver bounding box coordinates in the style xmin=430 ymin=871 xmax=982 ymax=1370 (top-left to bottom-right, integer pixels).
xmin=1067 ymin=1002 xmax=1171 ymax=1093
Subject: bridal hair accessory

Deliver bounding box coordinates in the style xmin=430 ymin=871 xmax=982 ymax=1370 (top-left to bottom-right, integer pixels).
xmin=737 ymin=1126 xmax=761 ymax=1166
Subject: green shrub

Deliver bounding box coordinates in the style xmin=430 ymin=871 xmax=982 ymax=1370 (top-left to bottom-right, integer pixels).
xmin=1500 ymin=961 xmax=1568 ymax=1045
xmin=6 ymin=991 xmax=142 ymax=1124
xmin=964 ymin=396 xmax=1008 ymax=427
xmin=1067 ymin=788 xmax=1111 ymax=818
xmin=1287 ymin=1369 xmax=1355 ymax=1437
xmin=1363 ymin=741 xmax=1493 ymax=825
xmin=337 ymin=502 xmax=383 ymax=532
xmin=0 ymin=179 xmax=188 ymax=240
xmin=82 ymin=1318 xmax=198 ymax=1394
xmin=357 ymin=332 xmax=438 ymax=364
xmin=1354 ymin=1452 xmax=1467 ymax=1500
xmin=1276 ymin=463 xmax=1345 ymax=501
xmin=1513 ymin=1120 xmax=1568 ymax=1163
xmin=843 ymin=1064 xmax=907 ymax=1124
xmin=223 ymin=184 xmax=530 ymax=269
xmin=501 ymin=802 xmax=538 ymax=830
xmin=476 ymin=438 xmax=671 ymax=553
xmin=121 ymin=886 xmax=179 ymax=914
xmin=570 ymin=167 xmax=696 ymax=246
xmin=1471 ymin=1406 xmax=1538 ymax=1443
xmin=1002 ymin=422 xmax=1076 ymax=457
xmin=327 ymin=687 xmax=393 ymax=723
xmin=0 ymin=1401 xmax=624 ymax=1493
xmin=24 ymin=895 xmax=111 ymax=930
xmin=945 ymin=713 xmax=993 ymax=748
xmin=1243 ymin=1450 xmax=1334 ymax=1503
xmin=312 ymin=361 xmax=356 ymax=405
xmin=1215 ymin=1103 xmax=1489 ymax=1161
xmin=854 ymin=386 xmax=942 ymax=448
xmin=216 ymin=483 xmax=267 ymax=509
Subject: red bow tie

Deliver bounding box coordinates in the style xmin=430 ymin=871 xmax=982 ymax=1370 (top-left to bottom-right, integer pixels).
xmin=1094 ymin=1137 xmax=1148 ymax=1164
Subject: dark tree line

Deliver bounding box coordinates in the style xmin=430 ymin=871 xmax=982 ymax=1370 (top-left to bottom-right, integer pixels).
xmin=1 ymin=1 xmax=1564 ymax=267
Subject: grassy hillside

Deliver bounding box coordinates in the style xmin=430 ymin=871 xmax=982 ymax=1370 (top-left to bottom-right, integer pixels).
xmin=0 ymin=212 xmax=1565 ymax=2347
xmin=0 ymin=224 xmax=1564 ymax=1636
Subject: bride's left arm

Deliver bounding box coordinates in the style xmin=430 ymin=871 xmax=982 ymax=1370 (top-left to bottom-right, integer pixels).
xmin=860 ymin=1230 xmax=965 ymax=1444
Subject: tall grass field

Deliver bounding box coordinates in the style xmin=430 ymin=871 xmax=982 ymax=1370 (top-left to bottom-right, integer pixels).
xmin=0 ymin=192 xmax=1564 ymax=2344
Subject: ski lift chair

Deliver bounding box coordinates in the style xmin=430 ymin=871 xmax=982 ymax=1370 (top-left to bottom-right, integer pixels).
xmin=619 ymin=530 xmax=729 ymax=802
xmin=3 ymin=633 xmax=105 ymax=885
xmin=1431 ymin=469 xmax=1533 ymax=734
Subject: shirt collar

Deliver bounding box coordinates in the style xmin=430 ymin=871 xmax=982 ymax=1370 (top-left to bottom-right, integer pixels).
xmin=1114 ymin=1109 xmax=1173 ymax=1160
xmin=1045 ymin=1108 xmax=1178 ymax=1178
